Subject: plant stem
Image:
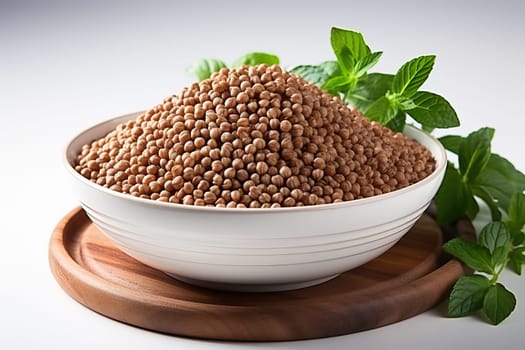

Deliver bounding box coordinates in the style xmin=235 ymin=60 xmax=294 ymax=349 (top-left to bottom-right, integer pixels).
xmin=489 ymin=259 xmax=508 ymax=285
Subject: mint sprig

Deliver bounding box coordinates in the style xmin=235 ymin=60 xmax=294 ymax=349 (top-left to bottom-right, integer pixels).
xmin=361 ymin=53 xmax=459 ymax=130
xmin=444 ymin=222 xmax=516 ymax=324
xmin=292 ymin=27 xmax=459 ymax=132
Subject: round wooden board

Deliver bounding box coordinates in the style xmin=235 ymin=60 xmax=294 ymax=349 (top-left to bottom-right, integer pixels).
xmin=49 ymin=207 xmax=472 ymax=341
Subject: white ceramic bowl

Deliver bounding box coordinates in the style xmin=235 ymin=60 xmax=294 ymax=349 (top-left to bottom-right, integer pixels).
xmin=64 ymin=111 xmax=447 ymax=292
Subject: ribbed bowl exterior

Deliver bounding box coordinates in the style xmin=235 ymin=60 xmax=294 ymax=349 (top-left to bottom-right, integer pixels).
xmin=65 ymin=112 xmax=446 ymax=292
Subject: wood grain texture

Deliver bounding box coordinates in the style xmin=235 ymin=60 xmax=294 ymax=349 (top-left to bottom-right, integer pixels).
xmin=49 ymin=207 xmax=473 ymax=341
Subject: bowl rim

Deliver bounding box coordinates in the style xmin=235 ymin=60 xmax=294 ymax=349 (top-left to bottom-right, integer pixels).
xmin=64 ymin=112 xmax=447 ymax=214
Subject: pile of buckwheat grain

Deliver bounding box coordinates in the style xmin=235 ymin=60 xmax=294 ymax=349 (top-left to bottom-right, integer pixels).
xmin=74 ymin=64 xmax=435 ymax=208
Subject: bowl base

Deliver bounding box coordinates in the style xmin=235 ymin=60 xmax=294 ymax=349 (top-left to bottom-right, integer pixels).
xmin=165 ymin=273 xmax=341 ymax=292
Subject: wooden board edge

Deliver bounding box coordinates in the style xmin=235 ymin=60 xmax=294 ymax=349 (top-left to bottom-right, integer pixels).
xmin=48 ymin=206 xmax=474 ymax=341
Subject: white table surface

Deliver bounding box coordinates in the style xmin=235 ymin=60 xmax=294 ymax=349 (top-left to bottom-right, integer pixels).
xmin=1 ymin=0 xmax=524 ymax=348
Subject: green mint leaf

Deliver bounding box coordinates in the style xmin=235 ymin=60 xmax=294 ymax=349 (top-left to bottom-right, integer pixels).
xmin=330 ymin=27 xmax=371 ymax=73
xmin=405 ymin=91 xmax=460 ymax=128
xmin=515 ymin=234 xmax=525 ymax=247
xmin=492 ymin=246 xmax=510 ymax=270
xmin=472 ymin=154 xmax=525 ymax=212
xmin=448 ymin=275 xmax=490 ymax=317
xmin=459 ymin=127 xmax=494 ymax=183
xmin=290 ymin=61 xmax=340 ymax=86
xmin=354 ymin=51 xmax=383 ymax=77
xmin=364 ymin=96 xmax=398 ymax=124
xmin=391 ymin=55 xmax=435 ymax=97
xmin=479 ymin=222 xmax=511 ymax=267
xmin=443 ymin=238 xmax=494 ymax=274
xmin=513 ymin=232 xmax=525 ymax=247
xmin=507 ymin=192 xmax=525 ymax=244
xmin=509 ymin=246 xmax=525 ymax=275
xmin=479 ymin=222 xmax=510 ymax=253
xmin=438 ymin=135 xmax=464 ymax=154
xmin=397 ymin=96 xmax=417 ymax=110
xmin=338 ymin=47 xmax=355 ymax=75
xmin=465 ymin=187 xmax=480 ymax=220
xmin=508 ymin=192 xmax=525 ymax=228
xmin=186 ymin=58 xmax=227 ymax=81
xmin=471 ymin=185 xmax=502 ymax=221
xmin=483 ymin=283 xmax=516 ymax=325
xmin=231 ymin=52 xmax=279 ymax=68
xmin=321 ymin=75 xmax=352 ymax=93
xmin=436 ymin=163 xmax=471 ymax=224
xmin=422 ymin=124 xmax=435 ymax=133
xmin=385 ymin=111 xmax=407 ymax=132
xmin=347 ymin=73 xmax=393 ymax=111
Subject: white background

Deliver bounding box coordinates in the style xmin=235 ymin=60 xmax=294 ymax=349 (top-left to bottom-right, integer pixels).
xmin=1 ymin=0 xmax=524 ymax=349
